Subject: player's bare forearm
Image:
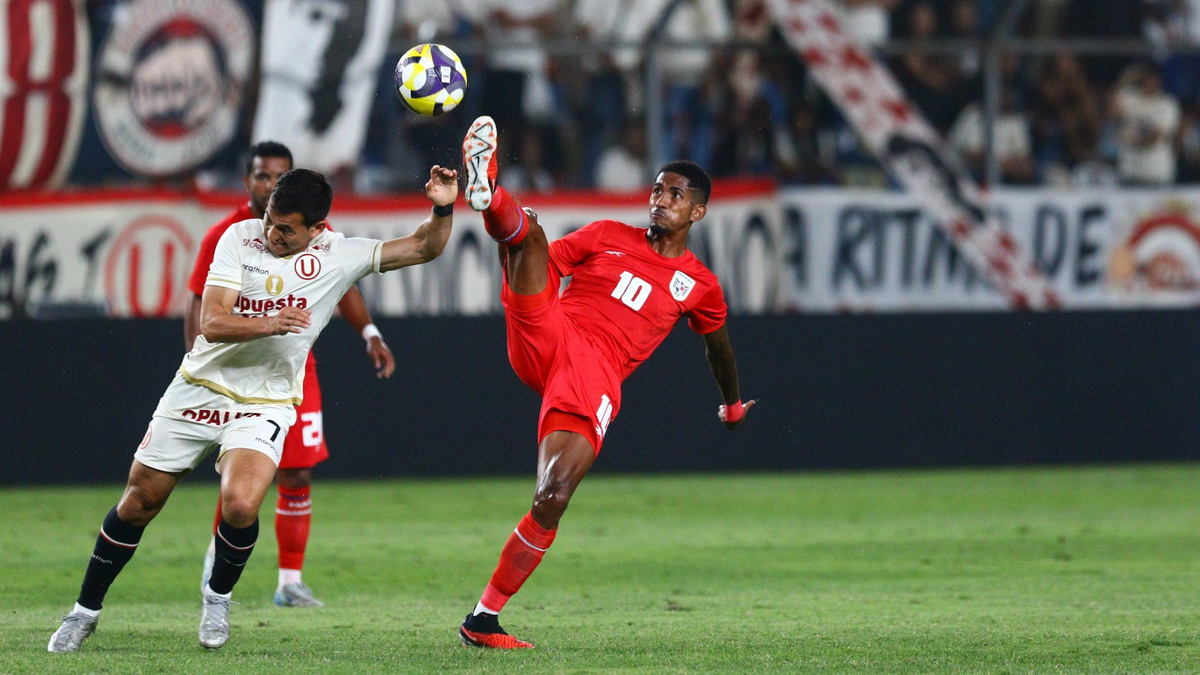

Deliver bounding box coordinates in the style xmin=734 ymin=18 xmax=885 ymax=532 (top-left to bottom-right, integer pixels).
xmin=337 ymin=286 xmax=372 ymax=333
xmin=379 ymin=165 xmax=458 ymax=272
xmin=184 ymin=294 xmax=202 ymax=351
xmin=379 ymin=212 xmax=453 ymax=271
xmin=703 ymin=324 xmax=741 ymax=404
xmin=200 ymin=285 xmax=310 ymax=343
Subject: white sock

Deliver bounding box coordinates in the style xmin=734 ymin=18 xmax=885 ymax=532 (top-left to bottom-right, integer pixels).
xmin=203 ymin=585 xmax=232 ymax=600
xmin=279 ymin=569 xmax=302 ymax=587
xmin=473 ymin=601 xmax=499 ymax=616
xmin=72 ymin=603 xmax=99 ymax=618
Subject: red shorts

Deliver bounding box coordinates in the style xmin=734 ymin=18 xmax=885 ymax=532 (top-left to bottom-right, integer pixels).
xmin=503 ymin=264 xmax=621 ymax=455
xmin=279 ymin=355 xmax=330 ymax=470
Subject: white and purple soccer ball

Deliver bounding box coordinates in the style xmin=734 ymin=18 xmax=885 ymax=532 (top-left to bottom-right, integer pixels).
xmin=394 ymin=43 xmax=468 ymax=116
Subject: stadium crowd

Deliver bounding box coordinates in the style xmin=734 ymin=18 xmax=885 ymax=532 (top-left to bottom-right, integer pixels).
xmin=379 ymin=0 xmax=1200 ymax=191
xmin=69 ymin=0 xmax=1200 ymax=192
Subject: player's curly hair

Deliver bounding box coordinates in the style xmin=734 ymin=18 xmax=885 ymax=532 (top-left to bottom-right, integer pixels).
xmin=243 ymin=141 xmax=293 ymax=176
xmin=271 ymin=169 xmax=332 ymax=227
xmin=658 ymin=160 xmax=711 ymax=204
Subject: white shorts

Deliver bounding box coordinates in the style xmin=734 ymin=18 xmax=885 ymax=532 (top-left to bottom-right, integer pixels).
xmin=134 ymin=373 xmax=297 ymax=474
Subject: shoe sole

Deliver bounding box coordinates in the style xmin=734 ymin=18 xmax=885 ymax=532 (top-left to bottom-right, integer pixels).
xmin=463 ymin=116 xmax=497 ymax=212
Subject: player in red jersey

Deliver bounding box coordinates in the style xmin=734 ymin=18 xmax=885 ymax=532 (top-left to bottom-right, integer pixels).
xmin=457 ymin=116 xmax=755 ymax=649
xmin=185 ymin=141 xmax=396 ymax=608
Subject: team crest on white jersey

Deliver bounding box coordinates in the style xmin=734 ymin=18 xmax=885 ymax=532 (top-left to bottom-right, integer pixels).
xmin=294 ymin=254 xmax=321 ymax=280
xmin=670 ymin=271 xmax=696 ymax=301
xmin=265 ymin=274 xmax=284 ymax=296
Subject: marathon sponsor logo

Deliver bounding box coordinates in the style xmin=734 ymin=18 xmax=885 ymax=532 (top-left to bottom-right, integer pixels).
xmin=182 ymin=409 xmax=262 ymax=426
xmin=309 ymin=242 xmax=331 ymax=253
xmin=243 ymin=264 xmax=269 ymax=275
xmin=243 ymin=238 xmax=269 ymax=254
xmin=234 ymin=294 xmax=309 ymax=315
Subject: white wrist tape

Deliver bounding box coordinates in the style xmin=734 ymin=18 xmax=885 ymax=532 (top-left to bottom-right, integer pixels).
xmin=361 ymin=323 xmax=383 ymax=342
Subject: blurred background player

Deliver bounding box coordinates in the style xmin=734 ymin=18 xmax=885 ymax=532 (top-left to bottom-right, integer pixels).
xmin=48 ymin=165 xmax=459 ymax=653
xmin=457 ymin=116 xmax=755 ymax=649
xmin=186 ymin=141 xmax=396 ymax=608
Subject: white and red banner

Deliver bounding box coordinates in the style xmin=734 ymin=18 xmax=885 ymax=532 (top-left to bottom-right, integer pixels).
xmin=778 ymin=188 xmax=1200 ymax=311
xmin=0 ymin=0 xmax=89 ymax=190
xmin=0 ymin=182 xmax=782 ymax=318
xmin=767 ymin=0 xmax=1060 ymax=309
xmin=4 ymin=187 xmax=1200 ymax=318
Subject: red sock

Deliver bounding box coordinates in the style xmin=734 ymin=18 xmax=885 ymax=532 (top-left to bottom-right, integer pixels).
xmin=212 ymin=497 xmax=222 ymax=535
xmin=275 ymin=484 xmax=312 ymax=571
xmin=479 ymin=512 xmax=557 ymax=613
xmin=482 ymin=187 xmax=529 ymax=245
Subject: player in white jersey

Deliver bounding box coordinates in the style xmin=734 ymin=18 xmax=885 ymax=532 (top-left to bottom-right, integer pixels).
xmin=48 ymin=166 xmax=459 ymax=653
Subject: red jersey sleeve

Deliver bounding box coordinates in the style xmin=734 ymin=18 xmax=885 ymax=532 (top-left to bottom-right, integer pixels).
xmin=686 ymin=281 xmax=727 ymax=334
xmin=187 ymin=224 xmax=227 ymax=297
xmin=549 ymin=220 xmax=610 ymax=276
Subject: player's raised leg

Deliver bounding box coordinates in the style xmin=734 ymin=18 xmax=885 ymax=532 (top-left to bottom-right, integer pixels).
xmin=460 ymin=430 xmax=595 ymax=649
xmin=462 ymin=115 xmax=552 ymax=297
xmin=200 ymin=447 xmax=277 ymax=649
xmin=49 ymin=461 xmax=182 ymax=653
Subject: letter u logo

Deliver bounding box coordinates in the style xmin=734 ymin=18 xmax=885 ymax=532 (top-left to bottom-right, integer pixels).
xmin=295 ymin=254 xmax=321 ymax=280
xmin=265 ymin=274 xmax=284 ymax=296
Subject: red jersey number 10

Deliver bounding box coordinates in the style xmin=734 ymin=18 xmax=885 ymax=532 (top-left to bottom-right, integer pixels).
xmin=611 ymin=271 xmax=651 ymax=311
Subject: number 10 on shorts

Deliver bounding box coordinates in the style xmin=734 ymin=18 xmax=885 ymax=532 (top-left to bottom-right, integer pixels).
xmin=595 ymin=394 xmax=613 ymax=438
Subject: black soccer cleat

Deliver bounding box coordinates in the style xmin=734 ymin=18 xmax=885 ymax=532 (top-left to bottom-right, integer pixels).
xmin=458 ymin=611 xmax=534 ymax=649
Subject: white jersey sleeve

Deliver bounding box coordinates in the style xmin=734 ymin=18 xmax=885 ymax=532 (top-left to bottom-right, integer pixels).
xmin=205 ymin=223 xmax=247 ymax=292
xmin=335 ymin=235 xmax=383 ymax=281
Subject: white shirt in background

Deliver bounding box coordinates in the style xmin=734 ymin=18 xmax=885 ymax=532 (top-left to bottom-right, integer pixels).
xmin=1115 ymin=88 xmax=1181 ymax=185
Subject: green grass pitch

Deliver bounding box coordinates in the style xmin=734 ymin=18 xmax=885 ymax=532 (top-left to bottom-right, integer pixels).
xmin=4 ymin=465 xmax=1200 ymax=673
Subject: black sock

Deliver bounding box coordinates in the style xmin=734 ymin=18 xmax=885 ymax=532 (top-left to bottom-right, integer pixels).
xmin=77 ymin=506 xmax=146 ymax=611
xmin=208 ymin=518 xmax=258 ymax=595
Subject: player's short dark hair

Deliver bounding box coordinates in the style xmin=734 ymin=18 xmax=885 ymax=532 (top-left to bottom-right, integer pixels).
xmin=270 ymin=169 xmax=332 ymax=226
xmin=243 ymin=141 xmax=293 ymax=176
xmin=657 ymin=160 xmax=711 ymax=204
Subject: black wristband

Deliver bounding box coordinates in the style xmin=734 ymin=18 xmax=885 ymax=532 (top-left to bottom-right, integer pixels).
xmin=432 ymin=202 xmax=454 ymax=217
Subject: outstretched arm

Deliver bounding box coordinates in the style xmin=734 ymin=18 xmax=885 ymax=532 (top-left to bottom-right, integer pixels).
xmin=703 ymin=324 xmax=756 ymax=429
xmin=379 ymin=166 xmax=458 ymax=272
xmin=200 ymin=285 xmax=311 ymax=343
xmin=337 ymin=286 xmax=395 ymax=379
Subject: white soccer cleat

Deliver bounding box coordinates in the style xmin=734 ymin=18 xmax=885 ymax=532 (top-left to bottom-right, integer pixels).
xmin=462 ymin=115 xmax=498 ymax=212
xmin=48 ymin=612 xmax=97 ymax=653
xmin=199 ymin=586 xmax=232 ymax=649
xmin=200 ymin=537 xmax=215 ymax=596
xmin=274 ymin=582 xmax=324 ymax=608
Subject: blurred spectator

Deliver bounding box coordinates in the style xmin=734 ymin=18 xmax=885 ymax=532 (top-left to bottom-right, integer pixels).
xmin=1032 ymin=53 xmax=1101 ymax=176
xmin=504 ymin=126 xmax=557 ymax=193
xmin=1177 ymin=105 xmax=1200 ymax=182
xmin=617 ymin=0 xmax=732 ymax=171
xmin=572 ymin=0 xmax=636 ymax=186
xmin=1111 ymin=63 xmax=1181 ymax=185
xmin=777 ymin=104 xmax=840 ymax=185
xmin=949 ymin=93 xmax=1036 ymax=184
xmin=893 ymin=2 xmax=961 ymax=131
xmin=839 ymin=0 xmax=899 ymax=47
xmin=1144 ymin=0 xmax=1200 ymax=105
xmin=948 ymin=0 xmax=983 ymax=78
xmin=462 ymin=0 xmax=562 ymax=168
xmin=596 ymin=118 xmax=648 ymax=190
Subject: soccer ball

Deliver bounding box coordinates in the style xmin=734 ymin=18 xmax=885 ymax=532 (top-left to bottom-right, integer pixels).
xmin=394 ymin=43 xmax=468 ymax=116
